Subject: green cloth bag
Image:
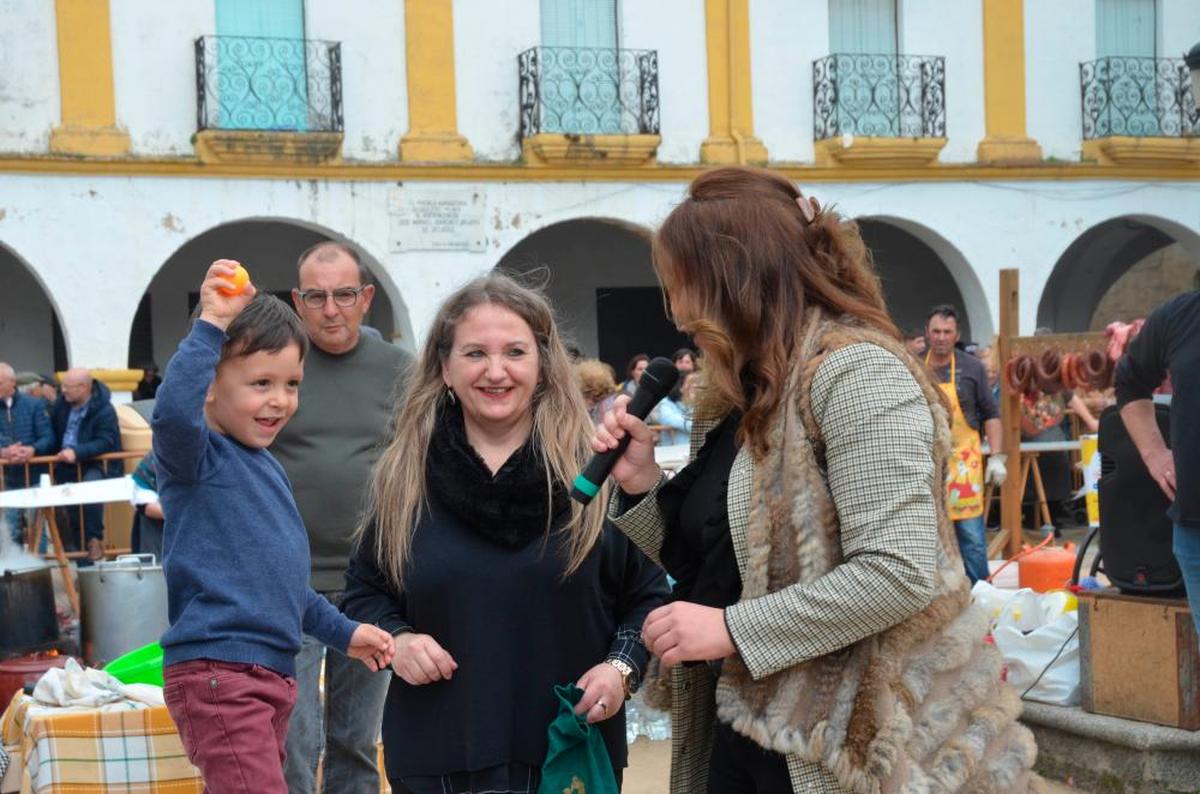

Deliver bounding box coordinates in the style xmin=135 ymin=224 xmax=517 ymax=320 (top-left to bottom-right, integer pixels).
xmin=537 ymin=683 xmax=619 ymax=794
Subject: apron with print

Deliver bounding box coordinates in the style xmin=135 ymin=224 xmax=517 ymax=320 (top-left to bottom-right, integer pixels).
xmin=929 ymin=352 xmax=985 ymax=521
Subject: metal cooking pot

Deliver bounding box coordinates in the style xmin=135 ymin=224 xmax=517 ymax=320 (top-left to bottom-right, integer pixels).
xmin=0 ymin=563 xmax=59 ymax=658
xmin=79 ymin=554 xmax=169 ymax=666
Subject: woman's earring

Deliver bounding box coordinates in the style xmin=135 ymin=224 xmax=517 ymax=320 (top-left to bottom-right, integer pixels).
xmin=446 ymin=386 xmax=457 ymax=405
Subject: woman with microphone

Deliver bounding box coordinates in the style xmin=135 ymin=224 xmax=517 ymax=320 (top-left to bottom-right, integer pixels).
xmin=340 ymin=273 xmax=667 ymax=793
xmin=593 ymin=167 xmax=1040 ymax=793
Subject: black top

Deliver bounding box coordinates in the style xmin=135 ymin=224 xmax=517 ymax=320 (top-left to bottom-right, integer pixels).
xmin=1115 ymin=290 xmax=1200 ymax=528
xmin=340 ymin=409 xmax=668 ymax=785
xmin=930 ymin=350 xmax=998 ymax=433
xmin=657 ymin=412 xmax=743 ymax=609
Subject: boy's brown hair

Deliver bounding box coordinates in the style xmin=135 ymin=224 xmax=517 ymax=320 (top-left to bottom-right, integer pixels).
xmin=218 ymin=293 xmax=309 ymax=363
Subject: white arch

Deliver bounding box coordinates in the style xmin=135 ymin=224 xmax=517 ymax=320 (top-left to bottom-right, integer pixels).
xmin=134 ymin=216 xmax=415 ymax=353
xmin=1038 ymin=213 xmax=1200 ymax=331
xmin=858 ymin=214 xmax=993 ymax=340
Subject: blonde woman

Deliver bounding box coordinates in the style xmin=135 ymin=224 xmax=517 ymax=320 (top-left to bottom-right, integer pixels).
xmin=341 ymin=274 xmax=668 ymax=793
xmin=575 ymin=357 xmax=619 ymax=425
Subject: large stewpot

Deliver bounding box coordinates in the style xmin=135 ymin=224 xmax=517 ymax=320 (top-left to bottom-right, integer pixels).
xmin=0 ymin=563 xmax=59 ymax=658
xmin=79 ymin=554 xmax=169 ymax=666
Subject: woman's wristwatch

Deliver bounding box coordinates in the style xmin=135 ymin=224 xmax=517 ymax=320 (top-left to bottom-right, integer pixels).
xmin=606 ymin=658 xmax=635 ymax=699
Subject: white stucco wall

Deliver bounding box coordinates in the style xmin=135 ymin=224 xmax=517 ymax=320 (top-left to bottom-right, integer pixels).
xmin=454 ymin=1 xmax=538 ymax=161
xmin=620 ymin=2 xmax=708 ymax=163
xmin=109 ymin=0 xmax=408 ymax=159
xmin=2 ymin=171 xmax=1198 ymax=369
xmin=0 ymin=1 xmax=60 ymax=154
xmin=751 ymin=0 xmax=824 ymax=163
xmin=306 ymin=0 xmax=407 ymax=161
xmin=1159 ymin=0 xmax=1200 ymax=60
xmin=111 ymin=0 xmax=213 ymax=156
xmin=901 ymin=0 xmax=985 ymax=163
xmin=1026 ymin=0 xmax=1093 ymax=162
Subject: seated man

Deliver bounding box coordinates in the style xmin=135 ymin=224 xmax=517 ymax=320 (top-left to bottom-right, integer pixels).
xmin=0 ymin=362 xmax=55 ymax=543
xmin=51 ymin=368 xmax=120 ymax=560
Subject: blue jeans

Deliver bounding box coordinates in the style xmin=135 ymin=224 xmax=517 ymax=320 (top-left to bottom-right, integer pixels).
xmin=955 ymin=515 xmax=990 ymax=585
xmin=1172 ymin=523 xmax=1200 ymax=637
xmin=5 ymin=508 xmax=26 ymax=545
xmin=283 ymin=593 xmax=392 ymax=794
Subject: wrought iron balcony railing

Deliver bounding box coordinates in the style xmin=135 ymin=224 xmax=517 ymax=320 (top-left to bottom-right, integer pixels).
xmin=195 ymin=35 xmax=343 ymax=132
xmin=813 ymin=54 xmax=946 ymax=140
xmin=1080 ymin=56 xmax=1199 ymax=139
xmin=518 ymin=46 xmax=660 ymax=138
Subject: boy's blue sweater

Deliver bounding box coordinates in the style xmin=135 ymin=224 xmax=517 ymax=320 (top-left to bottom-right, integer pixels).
xmin=152 ymin=320 xmax=356 ymax=676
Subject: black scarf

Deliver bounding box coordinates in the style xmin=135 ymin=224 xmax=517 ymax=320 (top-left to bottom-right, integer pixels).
xmin=425 ymin=403 xmax=570 ymax=549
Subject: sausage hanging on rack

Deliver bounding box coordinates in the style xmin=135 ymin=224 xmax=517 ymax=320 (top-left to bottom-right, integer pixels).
xmin=1005 ymin=354 xmax=1035 ymax=394
xmin=1034 ymin=348 xmax=1063 ymax=393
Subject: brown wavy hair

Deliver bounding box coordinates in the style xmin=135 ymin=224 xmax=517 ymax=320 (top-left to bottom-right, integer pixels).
xmin=652 ymin=166 xmax=898 ymax=458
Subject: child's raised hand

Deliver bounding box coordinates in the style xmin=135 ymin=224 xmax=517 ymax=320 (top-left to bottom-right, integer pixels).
xmin=199 ymin=259 xmax=256 ymax=330
xmin=347 ymin=623 xmax=396 ymax=672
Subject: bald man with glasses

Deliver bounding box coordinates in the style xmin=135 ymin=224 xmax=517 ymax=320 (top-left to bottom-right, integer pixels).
xmin=273 ymin=241 xmax=412 ymax=793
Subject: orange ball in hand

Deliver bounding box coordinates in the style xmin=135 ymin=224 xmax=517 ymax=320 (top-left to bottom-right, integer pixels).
xmin=217 ymin=264 xmax=250 ymax=296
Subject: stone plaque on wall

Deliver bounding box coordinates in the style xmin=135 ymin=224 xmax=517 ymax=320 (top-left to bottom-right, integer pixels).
xmin=388 ymin=187 xmax=486 ymax=252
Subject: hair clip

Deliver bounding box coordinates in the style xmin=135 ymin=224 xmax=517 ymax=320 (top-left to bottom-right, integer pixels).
xmin=796 ymin=195 xmax=820 ymax=223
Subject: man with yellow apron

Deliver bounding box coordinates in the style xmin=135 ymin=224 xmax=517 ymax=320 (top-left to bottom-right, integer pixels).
xmin=925 ymin=305 xmax=1007 ymax=583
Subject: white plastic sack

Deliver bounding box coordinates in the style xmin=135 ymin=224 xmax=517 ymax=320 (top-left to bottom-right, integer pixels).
xmin=993 ymin=610 xmax=1080 ymax=706
xmin=972 ymin=581 xmax=1072 ymax=633
xmin=974 ymin=581 xmax=1080 ymax=706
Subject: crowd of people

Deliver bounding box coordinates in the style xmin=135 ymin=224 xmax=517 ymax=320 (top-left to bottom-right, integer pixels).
xmin=7 ymin=165 xmax=1195 ymax=793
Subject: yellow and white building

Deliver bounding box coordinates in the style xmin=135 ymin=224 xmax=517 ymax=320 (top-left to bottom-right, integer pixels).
xmin=1 ymin=0 xmax=1198 ymax=385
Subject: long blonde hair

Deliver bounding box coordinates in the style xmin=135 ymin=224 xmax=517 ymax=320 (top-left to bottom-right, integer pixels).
xmin=357 ymin=273 xmax=607 ymax=589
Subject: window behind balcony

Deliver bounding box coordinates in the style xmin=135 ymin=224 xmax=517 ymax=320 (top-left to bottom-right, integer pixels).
xmin=214 ymin=0 xmax=308 ymax=131
xmin=828 ymin=0 xmax=897 ymax=55
xmin=541 ymin=0 xmax=617 ymax=49
xmin=536 ymin=0 xmax=633 ymax=134
xmin=1087 ymin=0 xmax=1177 ymax=137
xmin=1096 ymin=0 xmax=1156 ymax=58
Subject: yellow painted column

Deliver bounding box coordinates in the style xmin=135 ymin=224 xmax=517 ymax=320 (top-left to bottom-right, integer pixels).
xmin=50 ymin=0 xmax=130 ymax=157
xmin=399 ymin=0 xmax=474 ymax=162
xmin=700 ymin=0 xmax=768 ymax=164
xmin=976 ymin=0 xmax=1042 ymax=164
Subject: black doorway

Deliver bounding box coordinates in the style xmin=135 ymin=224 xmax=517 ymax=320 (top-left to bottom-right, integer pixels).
xmin=596 ymin=286 xmax=691 ymax=377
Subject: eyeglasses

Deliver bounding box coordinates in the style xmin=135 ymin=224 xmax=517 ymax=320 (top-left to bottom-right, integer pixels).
xmin=296 ymin=286 xmax=367 ymax=309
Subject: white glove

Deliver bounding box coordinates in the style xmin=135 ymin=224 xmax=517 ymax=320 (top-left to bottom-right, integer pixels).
xmin=985 ymin=453 xmax=1008 ymax=486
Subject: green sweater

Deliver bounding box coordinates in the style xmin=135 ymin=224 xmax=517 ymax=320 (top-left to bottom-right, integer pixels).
xmin=271 ymin=333 xmax=412 ymax=591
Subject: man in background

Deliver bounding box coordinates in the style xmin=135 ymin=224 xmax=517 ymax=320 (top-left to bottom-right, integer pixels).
xmin=51 ymin=367 xmax=120 ymax=560
xmin=273 ymin=241 xmax=412 ymax=793
xmin=925 ymin=306 xmax=1007 ymax=583
xmin=0 ymin=362 xmax=55 ymax=543
xmin=1117 ymin=288 xmax=1199 ymax=633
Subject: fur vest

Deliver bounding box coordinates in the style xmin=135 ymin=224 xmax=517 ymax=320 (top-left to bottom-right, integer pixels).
xmin=647 ymin=313 xmax=1040 ymax=793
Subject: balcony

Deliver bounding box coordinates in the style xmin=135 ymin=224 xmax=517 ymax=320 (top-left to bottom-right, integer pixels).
xmin=193 ymin=35 xmax=344 ymax=164
xmin=517 ymin=46 xmax=661 ymax=167
xmin=1080 ymin=56 xmax=1200 ymax=166
xmin=812 ymin=53 xmax=947 ymax=167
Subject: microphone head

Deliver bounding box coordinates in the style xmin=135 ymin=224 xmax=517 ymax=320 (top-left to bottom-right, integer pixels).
xmin=637 ymin=357 xmax=680 ymax=398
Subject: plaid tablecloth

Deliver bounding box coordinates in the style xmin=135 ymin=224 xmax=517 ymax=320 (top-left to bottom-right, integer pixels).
xmin=1 ymin=693 xmax=200 ymax=793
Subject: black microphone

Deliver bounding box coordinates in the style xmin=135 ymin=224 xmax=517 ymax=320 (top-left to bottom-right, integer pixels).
xmin=571 ymin=357 xmax=680 ymax=505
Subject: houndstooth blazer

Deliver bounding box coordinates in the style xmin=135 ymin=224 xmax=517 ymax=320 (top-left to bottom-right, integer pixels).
xmin=609 ymin=342 xmax=941 ymax=793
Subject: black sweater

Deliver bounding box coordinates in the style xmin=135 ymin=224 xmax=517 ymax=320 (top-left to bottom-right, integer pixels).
xmin=1115 ymin=290 xmax=1200 ymax=529
xmin=341 ymin=497 xmax=667 ymax=781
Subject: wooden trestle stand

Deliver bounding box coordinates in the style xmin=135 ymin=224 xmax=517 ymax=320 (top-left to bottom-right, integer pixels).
xmin=989 ymin=268 xmax=1108 ymax=560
